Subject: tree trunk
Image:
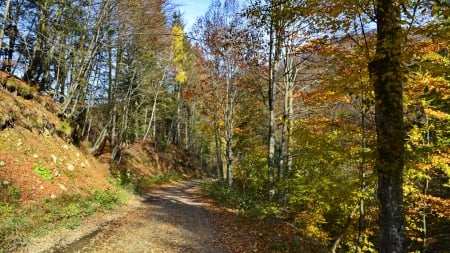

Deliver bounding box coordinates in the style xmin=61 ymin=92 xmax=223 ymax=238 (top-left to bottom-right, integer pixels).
xmin=89 ymin=120 xmax=110 ymax=155
xmin=369 ymin=0 xmax=406 ymax=252
xmin=0 ymin=0 xmax=11 ymax=53
xmin=187 ymin=101 xmax=197 ymax=151
xmin=225 ymin=131 xmax=233 ymax=186
xmin=143 ymin=75 xmax=164 ymax=141
xmin=59 ymin=0 xmax=109 ymax=118
xmin=356 ymin=79 xmax=368 ymax=252
xmin=24 ymin=1 xmax=48 ymax=88
xmin=278 ymin=37 xmax=297 ymax=203
xmin=267 ymin=20 xmax=279 ymax=197
xmin=175 ymin=82 xmax=182 ymax=145
xmin=213 ymin=103 xmax=224 ymax=182
xmin=224 ymin=61 xmax=237 ymax=186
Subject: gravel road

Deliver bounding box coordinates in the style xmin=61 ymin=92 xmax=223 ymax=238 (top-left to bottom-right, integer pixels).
xmin=36 ymin=180 xmax=226 ymax=253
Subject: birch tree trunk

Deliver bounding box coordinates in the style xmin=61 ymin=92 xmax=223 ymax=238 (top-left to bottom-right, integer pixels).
xmin=278 ymin=36 xmax=297 ymax=178
xmin=268 ymin=21 xmax=278 ymax=197
xmin=213 ymin=103 xmax=224 ymax=182
xmin=0 ymin=0 xmax=11 ymax=51
xmin=224 ymin=65 xmax=236 ymax=186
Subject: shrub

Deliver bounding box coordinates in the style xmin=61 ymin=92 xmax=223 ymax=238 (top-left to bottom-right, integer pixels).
xmin=57 ymin=120 xmax=72 ymax=138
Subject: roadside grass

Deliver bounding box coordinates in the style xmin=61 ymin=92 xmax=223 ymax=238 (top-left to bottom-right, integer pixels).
xmin=0 ymin=184 xmax=129 ymax=252
xmin=198 ymin=179 xmax=279 ymax=217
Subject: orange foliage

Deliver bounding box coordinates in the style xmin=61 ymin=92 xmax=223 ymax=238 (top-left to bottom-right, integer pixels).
xmin=408 ymin=39 xmax=446 ymax=54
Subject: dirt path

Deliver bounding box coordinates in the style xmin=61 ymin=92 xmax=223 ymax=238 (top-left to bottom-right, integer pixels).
xmin=48 ymin=180 xmax=226 ymax=253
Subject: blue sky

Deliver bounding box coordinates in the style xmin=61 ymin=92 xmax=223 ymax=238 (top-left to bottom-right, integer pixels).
xmin=172 ymin=0 xmax=212 ymax=30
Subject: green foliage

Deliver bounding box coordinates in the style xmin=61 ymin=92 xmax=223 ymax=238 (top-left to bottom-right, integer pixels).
xmin=89 ymin=189 xmax=126 ymax=210
xmin=234 ymin=147 xmax=268 ymax=195
xmin=203 ymin=115 xmax=377 ymax=249
xmin=33 ymin=164 xmax=53 ymax=181
xmin=57 ymin=120 xmax=72 ymax=137
xmin=402 ymin=38 xmax=450 ymax=252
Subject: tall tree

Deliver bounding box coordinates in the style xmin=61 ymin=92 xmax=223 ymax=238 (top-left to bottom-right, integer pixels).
xmin=246 ymin=0 xmax=311 ymax=197
xmin=193 ymin=0 xmax=258 ymax=185
xmin=170 ymin=17 xmax=187 ymax=145
xmin=368 ymin=0 xmax=406 ymax=251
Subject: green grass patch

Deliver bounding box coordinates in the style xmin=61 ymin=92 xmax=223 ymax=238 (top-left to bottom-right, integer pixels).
xmin=33 ymin=164 xmax=53 ymax=181
xmin=0 ymin=186 xmax=129 ymax=252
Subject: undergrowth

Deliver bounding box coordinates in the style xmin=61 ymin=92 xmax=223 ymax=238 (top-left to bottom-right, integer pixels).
xmin=199 ymin=179 xmax=280 ymax=218
xmin=199 ymin=180 xmax=330 ymax=252
xmin=0 ymin=185 xmax=128 ymax=252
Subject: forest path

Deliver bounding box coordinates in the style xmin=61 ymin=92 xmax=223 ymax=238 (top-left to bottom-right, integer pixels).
xmin=58 ymin=180 xmax=226 ymax=253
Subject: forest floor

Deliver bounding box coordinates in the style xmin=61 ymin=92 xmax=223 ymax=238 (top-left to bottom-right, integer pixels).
xmin=20 ymin=179 xmax=305 ymax=253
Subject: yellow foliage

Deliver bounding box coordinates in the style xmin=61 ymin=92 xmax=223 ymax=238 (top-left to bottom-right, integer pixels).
xmin=217 ymin=119 xmax=225 ymax=128
xmin=422 ymin=51 xmax=450 ymax=65
xmin=305 ymin=224 xmax=329 ymax=240
xmin=424 ymin=108 xmax=450 ymax=120
xmin=172 ymin=25 xmax=187 ymax=64
xmin=175 ymin=70 xmax=187 ymax=84
xmin=430 ymin=153 xmax=450 ymax=171
xmin=171 ymin=24 xmax=188 ymax=84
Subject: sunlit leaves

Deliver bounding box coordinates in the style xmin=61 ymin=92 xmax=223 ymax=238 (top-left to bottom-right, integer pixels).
xmin=402 ymin=32 xmax=450 ymax=251
xmin=172 ymin=25 xmax=188 ymax=84
xmin=285 ymin=119 xmax=367 ymax=247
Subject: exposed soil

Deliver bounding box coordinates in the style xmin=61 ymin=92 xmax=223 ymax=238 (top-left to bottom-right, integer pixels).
xmin=20 ymin=180 xmax=226 ymax=253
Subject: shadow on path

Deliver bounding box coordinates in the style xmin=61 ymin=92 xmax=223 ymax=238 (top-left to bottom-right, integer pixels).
xmin=61 ymin=180 xmax=227 ymax=253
